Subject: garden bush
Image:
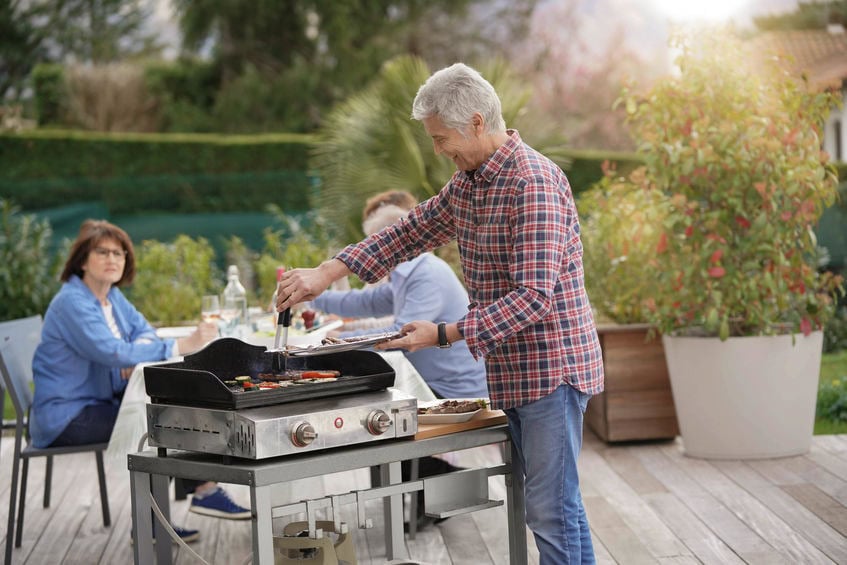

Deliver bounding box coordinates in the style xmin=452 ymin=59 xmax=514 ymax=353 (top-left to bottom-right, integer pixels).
xmin=817 ymin=373 xmax=847 ymax=424
xmin=0 ymin=199 xmax=60 ymax=321
xmin=127 ymin=235 xmax=220 ymax=325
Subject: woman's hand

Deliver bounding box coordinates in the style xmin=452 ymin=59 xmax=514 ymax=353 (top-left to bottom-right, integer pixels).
xmin=120 ymin=366 xmax=135 ymax=380
xmin=178 ymin=321 xmax=218 ymax=355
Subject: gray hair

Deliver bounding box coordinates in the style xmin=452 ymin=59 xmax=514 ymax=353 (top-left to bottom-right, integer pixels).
xmin=411 ymin=63 xmax=506 ymax=137
xmin=362 ymin=204 xmax=409 ymax=236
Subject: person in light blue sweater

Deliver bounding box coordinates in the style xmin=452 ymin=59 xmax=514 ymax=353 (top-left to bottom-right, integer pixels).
xmin=313 ymin=202 xmax=488 ymax=400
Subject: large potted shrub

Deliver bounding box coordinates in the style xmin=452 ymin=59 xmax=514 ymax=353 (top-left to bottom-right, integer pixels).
xmin=579 ymin=167 xmax=679 ymax=441
xmin=627 ymin=30 xmax=844 ymax=459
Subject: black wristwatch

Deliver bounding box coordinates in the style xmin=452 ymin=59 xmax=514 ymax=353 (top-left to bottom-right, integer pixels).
xmin=437 ymin=322 xmax=452 ymax=349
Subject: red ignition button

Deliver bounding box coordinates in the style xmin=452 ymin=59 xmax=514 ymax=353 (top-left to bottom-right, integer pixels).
xmin=334 ymin=417 xmax=344 ymax=429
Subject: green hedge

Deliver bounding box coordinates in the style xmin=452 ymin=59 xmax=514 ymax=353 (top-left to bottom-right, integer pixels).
xmin=563 ymin=148 xmax=643 ymax=195
xmin=2 ymin=127 xmax=840 ymax=218
xmin=0 ymin=130 xmax=317 ymax=213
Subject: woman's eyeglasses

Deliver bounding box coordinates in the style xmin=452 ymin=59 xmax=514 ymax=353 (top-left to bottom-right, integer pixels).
xmin=93 ymin=247 xmax=127 ymax=259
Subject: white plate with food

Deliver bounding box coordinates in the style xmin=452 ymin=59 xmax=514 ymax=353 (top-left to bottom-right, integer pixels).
xmin=283 ymin=331 xmax=405 ymax=357
xmin=417 ymin=398 xmax=489 ymax=424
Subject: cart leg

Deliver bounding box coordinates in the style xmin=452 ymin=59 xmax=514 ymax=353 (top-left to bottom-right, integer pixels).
xmin=251 ymin=484 xmax=275 ymax=564
xmin=151 ymin=473 xmax=172 ymax=565
xmin=380 ymin=460 xmax=407 ymax=560
xmin=505 ymin=440 xmax=527 ymax=565
xmin=130 ymin=470 xmax=155 ymax=565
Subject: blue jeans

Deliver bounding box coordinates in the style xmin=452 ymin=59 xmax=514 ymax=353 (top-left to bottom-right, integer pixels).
xmin=505 ymin=384 xmax=594 ymax=565
xmin=50 ymin=402 xmax=119 ymax=447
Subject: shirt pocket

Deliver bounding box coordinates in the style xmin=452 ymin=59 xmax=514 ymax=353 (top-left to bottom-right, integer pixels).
xmin=476 ymin=215 xmax=512 ymax=267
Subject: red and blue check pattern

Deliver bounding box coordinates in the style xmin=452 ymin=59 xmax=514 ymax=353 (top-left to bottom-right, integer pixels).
xmin=336 ymin=130 xmax=604 ymax=409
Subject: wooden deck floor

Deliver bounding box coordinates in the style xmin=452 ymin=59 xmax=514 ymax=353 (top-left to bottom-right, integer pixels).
xmin=1 ymin=429 xmax=846 ymax=564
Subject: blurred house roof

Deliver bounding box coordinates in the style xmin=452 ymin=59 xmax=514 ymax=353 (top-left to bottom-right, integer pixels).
xmin=748 ymin=25 xmax=847 ymax=90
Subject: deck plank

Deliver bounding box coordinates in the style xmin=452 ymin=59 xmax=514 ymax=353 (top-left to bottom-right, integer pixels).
xmin=634 ymin=444 xmax=786 ymax=563
xmin=641 ymin=491 xmax=744 ymax=565
xmin=661 ymin=446 xmax=833 ymax=564
xmin=780 ymin=483 xmax=847 ymax=538
xmin=2 ymin=430 xmax=846 ymax=564
xmin=582 ymin=495 xmax=657 ymax=564
xmin=779 ymin=456 xmax=847 ymax=506
xmin=583 ymin=446 xmax=694 ymax=561
xmin=712 ymin=460 xmax=847 ymax=563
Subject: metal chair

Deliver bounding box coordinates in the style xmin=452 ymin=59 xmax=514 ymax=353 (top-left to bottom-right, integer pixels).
xmin=0 ymin=315 xmax=42 ymax=438
xmin=0 ymin=316 xmax=110 ymax=565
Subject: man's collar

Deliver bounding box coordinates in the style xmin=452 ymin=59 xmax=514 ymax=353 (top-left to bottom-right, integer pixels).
xmin=464 ymin=129 xmax=520 ymax=183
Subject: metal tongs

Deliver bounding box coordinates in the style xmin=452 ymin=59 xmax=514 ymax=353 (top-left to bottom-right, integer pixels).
xmin=273 ymin=307 xmax=292 ymax=372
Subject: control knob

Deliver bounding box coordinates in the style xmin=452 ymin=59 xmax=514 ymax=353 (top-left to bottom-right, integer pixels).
xmin=291 ymin=422 xmax=317 ymax=447
xmin=367 ymin=410 xmax=392 ymax=435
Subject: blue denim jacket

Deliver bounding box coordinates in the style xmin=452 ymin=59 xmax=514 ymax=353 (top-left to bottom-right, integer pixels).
xmin=30 ymin=275 xmax=175 ymax=447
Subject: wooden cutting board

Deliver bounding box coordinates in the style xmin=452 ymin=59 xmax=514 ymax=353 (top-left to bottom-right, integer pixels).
xmin=414 ymin=409 xmax=507 ymax=440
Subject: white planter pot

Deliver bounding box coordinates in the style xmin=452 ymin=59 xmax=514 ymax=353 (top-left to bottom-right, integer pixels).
xmin=662 ymin=331 xmax=823 ymax=459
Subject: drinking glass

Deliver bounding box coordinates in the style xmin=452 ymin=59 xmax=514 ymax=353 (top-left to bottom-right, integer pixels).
xmin=201 ymin=295 xmax=221 ymax=323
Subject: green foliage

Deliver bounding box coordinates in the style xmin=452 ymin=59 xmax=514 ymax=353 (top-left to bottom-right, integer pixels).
xmin=823 ymin=307 xmax=847 ymax=353
xmin=580 ymin=166 xmax=668 ymax=324
xmin=564 ymin=150 xmax=643 ymax=196
xmin=254 ymin=208 xmax=339 ymax=302
xmin=0 ymin=130 xmax=316 ymax=213
xmin=817 ymin=374 xmax=847 ymax=423
xmin=0 ymin=200 xmax=59 ymax=321
xmin=754 ymin=1 xmax=847 ymax=31
xmin=144 ymin=58 xmax=221 ymax=133
xmin=39 ymin=0 xmax=161 ymax=64
xmin=211 ymin=63 xmax=325 ymax=133
xmin=31 ymin=64 xmax=66 ymax=126
xmin=625 ymin=30 xmax=845 ymax=339
xmin=172 ymin=1 xmax=481 ymax=131
xmin=127 ymin=235 xmax=220 ymax=325
xmin=1 ymin=1 xmax=51 ymax=101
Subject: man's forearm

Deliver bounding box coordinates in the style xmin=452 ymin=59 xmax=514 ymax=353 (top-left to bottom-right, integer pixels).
xmin=319 ymin=258 xmax=353 ymax=283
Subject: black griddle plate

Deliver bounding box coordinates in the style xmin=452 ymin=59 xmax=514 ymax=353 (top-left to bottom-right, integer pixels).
xmin=144 ymin=337 xmax=395 ymax=410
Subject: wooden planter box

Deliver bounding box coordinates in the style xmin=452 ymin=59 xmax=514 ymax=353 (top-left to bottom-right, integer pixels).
xmin=585 ymin=323 xmax=679 ymax=442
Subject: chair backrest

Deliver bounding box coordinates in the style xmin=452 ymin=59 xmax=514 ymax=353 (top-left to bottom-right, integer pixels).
xmin=0 ymin=315 xmax=43 ymax=422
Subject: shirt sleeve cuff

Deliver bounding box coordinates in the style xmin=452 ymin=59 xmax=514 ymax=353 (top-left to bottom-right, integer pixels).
xmin=457 ymin=316 xmax=480 ymax=360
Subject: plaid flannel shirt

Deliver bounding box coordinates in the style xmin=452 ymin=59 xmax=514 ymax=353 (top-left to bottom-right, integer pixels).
xmin=335 ymin=130 xmax=604 ymax=409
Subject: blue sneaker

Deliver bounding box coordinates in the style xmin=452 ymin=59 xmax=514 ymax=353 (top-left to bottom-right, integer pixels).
xmin=172 ymin=526 xmax=201 ymax=543
xmin=131 ymin=524 xmax=200 ymax=545
xmin=190 ymin=487 xmax=251 ymax=520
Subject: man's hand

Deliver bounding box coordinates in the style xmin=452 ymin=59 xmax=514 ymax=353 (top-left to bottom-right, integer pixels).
xmin=374 ymin=321 xmax=439 ymax=352
xmin=277 ymin=259 xmax=351 ymax=311
xmin=120 ymin=366 xmax=135 ymax=380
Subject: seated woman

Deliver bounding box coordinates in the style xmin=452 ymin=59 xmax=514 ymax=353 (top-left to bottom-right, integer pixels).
xmin=30 ymin=219 xmax=248 ymax=543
